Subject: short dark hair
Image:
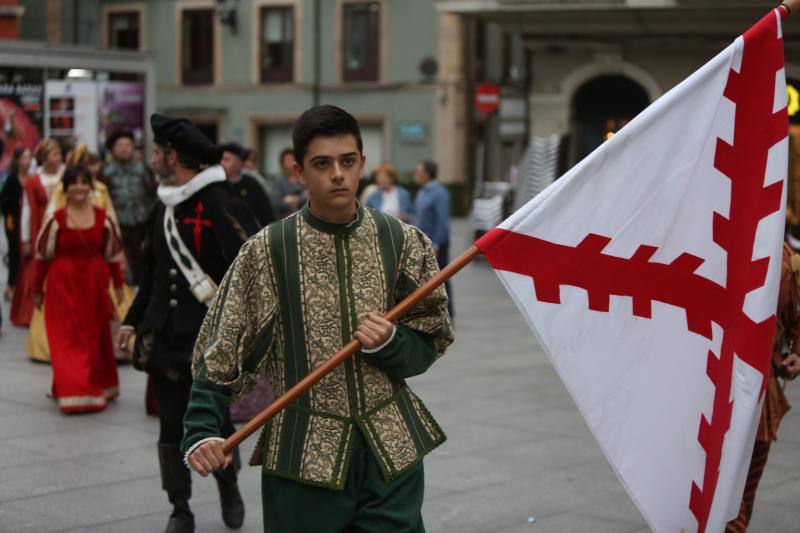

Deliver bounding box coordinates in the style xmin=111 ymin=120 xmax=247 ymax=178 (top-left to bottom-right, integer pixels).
xmin=421 ymin=160 xmax=438 ymax=180
xmin=292 ymin=106 xmax=363 ymax=168
xmin=62 ymin=165 xmax=94 ymax=190
xmin=279 ymin=147 xmax=293 ymax=164
xmin=219 ymin=142 xmax=246 ymax=160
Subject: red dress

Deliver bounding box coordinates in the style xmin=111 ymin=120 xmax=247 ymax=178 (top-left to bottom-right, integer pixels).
xmin=11 ymin=174 xmax=48 ymax=326
xmin=33 ymin=207 xmax=124 ymax=413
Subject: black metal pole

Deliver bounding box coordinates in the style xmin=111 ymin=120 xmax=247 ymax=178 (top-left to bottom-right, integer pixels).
xmin=312 ymin=0 xmax=321 ymax=107
xmin=73 ymin=0 xmax=79 ymax=44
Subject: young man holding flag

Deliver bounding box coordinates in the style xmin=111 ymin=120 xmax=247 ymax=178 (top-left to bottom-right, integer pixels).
xmin=182 ymin=105 xmax=453 ymax=532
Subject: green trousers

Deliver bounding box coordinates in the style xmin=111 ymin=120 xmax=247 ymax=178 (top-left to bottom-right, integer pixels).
xmin=261 ymin=430 xmax=426 ymax=533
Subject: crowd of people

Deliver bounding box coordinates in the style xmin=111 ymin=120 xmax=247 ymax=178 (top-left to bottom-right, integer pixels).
xmin=0 ymin=97 xmax=797 ymax=533
xmin=0 ymin=108 xmax=456 ymax=532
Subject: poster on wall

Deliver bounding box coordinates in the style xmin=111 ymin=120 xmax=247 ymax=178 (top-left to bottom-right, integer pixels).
xmin=0 ymin=68 xmax=44 ymax=172
xmin=44 ymin=80 xmax=98 ymax=153
xmin=97 ymin=81 xmax=145 ymax=152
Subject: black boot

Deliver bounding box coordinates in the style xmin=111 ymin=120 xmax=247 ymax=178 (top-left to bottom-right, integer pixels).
xmin=158 ymin=443 xmax=195 ymax=533
xmin=213 ymin=447 xmax=245 ymax=529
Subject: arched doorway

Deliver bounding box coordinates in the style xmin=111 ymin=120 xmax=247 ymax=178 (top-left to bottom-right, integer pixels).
xmin=571 ymin=75 xmax=650 ymax=163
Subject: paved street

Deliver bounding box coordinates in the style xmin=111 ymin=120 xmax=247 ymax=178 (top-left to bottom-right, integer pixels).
xmin=0 ymin=219 xmax=799 ymax=532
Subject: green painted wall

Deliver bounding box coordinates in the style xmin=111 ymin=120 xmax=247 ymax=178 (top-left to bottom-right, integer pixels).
xmin=139 ymin=0 xmax=440 ymax=177
xmin=27 ymin=0 xmax=443 ymax=176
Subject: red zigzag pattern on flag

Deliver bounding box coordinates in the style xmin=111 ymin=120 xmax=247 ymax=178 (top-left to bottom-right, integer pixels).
xmin=691 ymin=10 xmax=786 ymax=532
xmin=476 ymin=9 xmax=787 ymax=532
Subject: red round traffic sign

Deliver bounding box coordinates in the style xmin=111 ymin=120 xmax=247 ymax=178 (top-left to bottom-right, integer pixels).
xmin=475 ymin=83 xmax=500 ymax=114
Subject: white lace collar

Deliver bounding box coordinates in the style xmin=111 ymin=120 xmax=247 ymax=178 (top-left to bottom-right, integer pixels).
xmin=157 ymin=165 xmax=226 ymax=207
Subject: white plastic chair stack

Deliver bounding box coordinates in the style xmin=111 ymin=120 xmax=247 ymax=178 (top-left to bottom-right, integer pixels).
xmin=513 ymin=134 xmax=561 ymax=212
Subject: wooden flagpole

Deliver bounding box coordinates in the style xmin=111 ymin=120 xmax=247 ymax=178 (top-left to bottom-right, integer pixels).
xmin=222 ymin=244 xmax=482 ymax=454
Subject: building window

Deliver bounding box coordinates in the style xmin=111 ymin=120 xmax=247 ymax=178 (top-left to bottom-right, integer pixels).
xmin=108 ymin=11 xmax=140 ymax=50
xmin=182 ymin=9 xmax=215 ymax=85
xmin=342 ymin=2 xmax=380 ymax=82
xmin=260 ymin=7 xmax=294 ymax=83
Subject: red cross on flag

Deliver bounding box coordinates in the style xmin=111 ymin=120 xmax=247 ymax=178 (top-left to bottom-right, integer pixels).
xmin=476 ymin=9 xmax=788 ymax=532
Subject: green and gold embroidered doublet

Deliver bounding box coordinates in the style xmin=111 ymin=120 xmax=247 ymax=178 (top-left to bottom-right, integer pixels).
xmin=185 ymin=204 xmax=453 ymax=489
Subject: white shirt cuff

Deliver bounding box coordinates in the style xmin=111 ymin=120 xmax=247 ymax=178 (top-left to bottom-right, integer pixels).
xmin=361 ymin=325 xmax=397 ymax=354
xmin=183 ymin=437 xmax=225 ymax=467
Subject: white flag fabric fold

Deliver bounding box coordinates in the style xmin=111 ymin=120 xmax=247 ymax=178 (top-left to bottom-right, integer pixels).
xmin=476 ymin=9 xmax=788 ymax=532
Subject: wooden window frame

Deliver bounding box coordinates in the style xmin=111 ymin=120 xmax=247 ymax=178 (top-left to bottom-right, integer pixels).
xmin=251 ymin=0 xmax=302 ymax=85
xmin=259 ymin=5 xmax=295 ymax=83
xmin=175 ymin=1 xmax=222 ymax=86
xmin=335 ymin=0 xmax=387 ymax=85
xmin=102 ymin=2 xmax=146 ymax=51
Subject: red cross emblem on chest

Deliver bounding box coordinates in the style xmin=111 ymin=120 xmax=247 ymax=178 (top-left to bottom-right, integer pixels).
xmin=183 ymin=201 xmax=213 ymax=254
xmin=477 ymin=15 xmax=786 ymax=532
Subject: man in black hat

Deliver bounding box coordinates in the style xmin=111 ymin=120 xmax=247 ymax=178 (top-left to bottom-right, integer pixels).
xmin=101 ymin=129 xmax=156 ymax=285
xmin=116 ymin=114 xmax=259 ymax=533
xmin=219 ymin=142 xmax=275 ymax=227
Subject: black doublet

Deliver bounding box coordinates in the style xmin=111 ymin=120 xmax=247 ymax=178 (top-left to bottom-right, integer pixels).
xmin=124 ymin=182 xmax=259 ymax=378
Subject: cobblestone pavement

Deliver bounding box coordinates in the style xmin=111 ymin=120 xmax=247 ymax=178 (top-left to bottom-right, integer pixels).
xmin=0 ymin=219 xmax=798 ymax=532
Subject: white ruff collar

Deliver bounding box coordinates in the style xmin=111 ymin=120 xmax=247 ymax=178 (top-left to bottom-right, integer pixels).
xmin=157 ymin=165 xmax=226 ymax=206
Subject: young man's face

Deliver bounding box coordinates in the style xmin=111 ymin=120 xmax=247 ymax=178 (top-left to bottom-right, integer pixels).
xmin=295 ymin=134 xmax=364 ymax=218
xmin=220 ymin=150 xmax=243 ymax=179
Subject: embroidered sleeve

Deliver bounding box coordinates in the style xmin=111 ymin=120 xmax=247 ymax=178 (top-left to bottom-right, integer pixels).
xmin=362 ymin=226 xmax=453 ymax=379
xmin=34 ymin=215 xmax=59 ymax=261
xmin=191 ymin=233 xmax=279 ymax=401
xmin=32 ymin=216 xmax=59 ymax=294
xmin=394 ymin=226 xmax=454 ymax=357
xmin=102 ymin=214 xmax=124 ymax=260
xmin=183 ymin=234 xmax=278 ymax=455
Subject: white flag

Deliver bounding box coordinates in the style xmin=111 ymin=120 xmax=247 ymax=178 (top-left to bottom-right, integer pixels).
xmin=476 ymin=9 xmax=788 ymax=533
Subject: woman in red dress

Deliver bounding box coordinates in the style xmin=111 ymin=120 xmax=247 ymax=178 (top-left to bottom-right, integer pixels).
xmin=33 ymin=166 xmax=125 ymax=413
xmin=11 ymin=139 xmax=62 ymax=327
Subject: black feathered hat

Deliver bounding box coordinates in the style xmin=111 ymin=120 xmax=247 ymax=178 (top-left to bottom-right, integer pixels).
xmin=105 ymin=129 xmax=135 ymax=151
xmin=150 ymin=113 xmax=221 ymax=164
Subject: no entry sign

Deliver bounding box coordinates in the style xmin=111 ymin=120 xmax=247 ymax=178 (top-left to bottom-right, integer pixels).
xmin=475 ymin=83 xmax=500 ymax=114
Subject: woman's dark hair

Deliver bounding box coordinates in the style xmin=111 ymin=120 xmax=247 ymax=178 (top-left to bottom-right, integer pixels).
xmin=292 ymin=105 xmax=363 ymax=168
xmin=8 ymin=147 xmax=30 ymax=177
xmin=61 ymin=165 xmax=94 ymax=190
